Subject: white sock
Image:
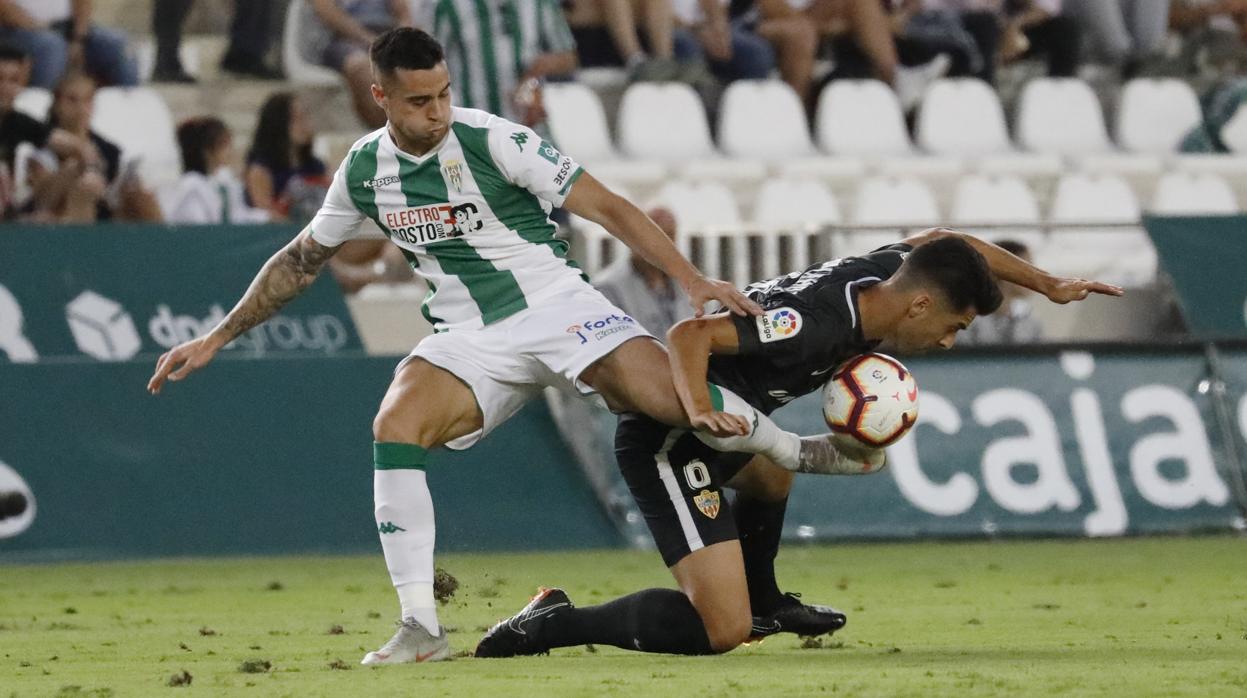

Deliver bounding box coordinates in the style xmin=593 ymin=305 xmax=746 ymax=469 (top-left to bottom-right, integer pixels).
xmin=694 ymin=384 xmax=801 ymax=469
xmin=374 ymin=468 xmax=440 ymax=633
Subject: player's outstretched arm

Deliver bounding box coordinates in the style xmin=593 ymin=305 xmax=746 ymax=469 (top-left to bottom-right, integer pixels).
xmin=900 ymin=227 xmax=1125 ymax=304
xmin=666 ymin=314 xmax=752 ymax=437
xmin=562 ymin=172 xmax=762 ymax=317
xmin=147 ymin=230 xmax=338 ymax=394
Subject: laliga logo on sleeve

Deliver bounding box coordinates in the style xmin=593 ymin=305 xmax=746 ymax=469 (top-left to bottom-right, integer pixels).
xmin=756 ymin=307 xmax=802 ymax=343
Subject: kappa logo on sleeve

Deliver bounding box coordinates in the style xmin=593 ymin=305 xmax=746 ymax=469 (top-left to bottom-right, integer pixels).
xmin=756 ymin=307 xmax=802 ymax=343
xmin=510 ymin=132 xmax=529 ymax=151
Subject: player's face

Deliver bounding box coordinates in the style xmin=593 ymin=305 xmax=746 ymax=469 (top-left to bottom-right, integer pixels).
xmin=372 ymin=62 xmax=453 ymax=151
xmin=892 ymin=294 xmax=976 ymax=353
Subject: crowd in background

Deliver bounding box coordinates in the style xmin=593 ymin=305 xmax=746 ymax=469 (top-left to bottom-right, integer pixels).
xmin=5 ymin=0 xmax=1247 ymax=341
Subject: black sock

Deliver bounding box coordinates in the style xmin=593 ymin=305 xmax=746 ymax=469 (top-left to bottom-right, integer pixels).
xmin=735 ymin=493 xmax=788 ymax=614
xmin=542 ymin=588 xmax=713 ymax=655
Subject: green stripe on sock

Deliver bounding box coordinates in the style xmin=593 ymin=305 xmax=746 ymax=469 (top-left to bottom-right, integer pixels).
xmin=374 ymin=442 xmax=428 ymax=470
xmin=708 ymin=383 xmax=724 ymax=412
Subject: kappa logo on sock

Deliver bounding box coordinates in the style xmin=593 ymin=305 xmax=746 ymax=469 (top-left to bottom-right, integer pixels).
xmin=377 ymin=521 xmax=407 ymax=534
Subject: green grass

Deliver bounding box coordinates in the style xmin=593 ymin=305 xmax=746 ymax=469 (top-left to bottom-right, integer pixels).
xmin=2 ymin=538 xmax=1245 ymax=697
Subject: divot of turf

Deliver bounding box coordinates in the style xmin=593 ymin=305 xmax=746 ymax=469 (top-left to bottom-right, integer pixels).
xmin=434 ymin=568 xmax=459 ymax=603
xmin=166 ymin=670 xmax=192 ymax=687
xmin=238 ymin=659 xmax=271 ymax=673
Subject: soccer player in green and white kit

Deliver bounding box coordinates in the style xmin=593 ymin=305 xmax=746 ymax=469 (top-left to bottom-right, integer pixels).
xmin=146 ymin=28 xmax=829 ymax=666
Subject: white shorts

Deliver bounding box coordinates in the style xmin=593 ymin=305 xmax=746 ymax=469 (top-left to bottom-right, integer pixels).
xmin=398 ymin=288 xmax=655 ymax=450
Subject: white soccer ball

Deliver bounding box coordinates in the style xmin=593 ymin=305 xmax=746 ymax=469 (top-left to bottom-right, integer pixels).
xmin=822 ymin=353 xmax=919 ymax=448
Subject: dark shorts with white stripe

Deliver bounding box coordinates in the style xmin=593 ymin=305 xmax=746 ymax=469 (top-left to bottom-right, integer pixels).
xmin=615 ymin=413 xmax=754 ymax=568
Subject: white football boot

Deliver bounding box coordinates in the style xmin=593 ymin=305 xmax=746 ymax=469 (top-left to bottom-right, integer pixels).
xmin=361 ymin=619 xmax=450 ymax=665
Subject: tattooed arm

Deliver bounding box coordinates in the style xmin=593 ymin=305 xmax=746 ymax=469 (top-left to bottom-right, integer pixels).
xmin=147 ymin=230 xmax=339 ymax=394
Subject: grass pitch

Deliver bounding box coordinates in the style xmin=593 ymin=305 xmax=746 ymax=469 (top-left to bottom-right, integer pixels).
xmin=2 ymin=537 xmax=1245 ymax=697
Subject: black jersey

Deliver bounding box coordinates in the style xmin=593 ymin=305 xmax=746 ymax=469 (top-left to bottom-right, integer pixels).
xmin=707 ymin=244 xmax=913 ymax=415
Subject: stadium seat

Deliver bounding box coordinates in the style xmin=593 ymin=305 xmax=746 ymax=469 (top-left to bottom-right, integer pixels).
xmin=619 ymin=82 xmax=762 ymax=182
xmin=543 ymin=82 xmax=666 ymax=187
xmin=1150 ymin=172 xmax=1239 ymax=214
xmin=14 ymin=87 xmax=50 ymax=120
xmin=650 ymin=180 xmax=743 ymax=280
xmin=92 ymin=87 xmax=181 ymax=187
xmin=949 ymin=174 xmax=1044 ymax=248
xmin=1017 ymin=78 xmax=1162 ymax=175
xmin=1043 ymin=173 xmax=1155 ymax=286
xmin=848 ymin=176 xmax=939 ymax=252
xmin=1116 ymin=78 xmax=1202 ymax=154
xmin=817 ymin=79 xmax=962 ymax=178
xmin=719 ymin=80 xmax=815 ymax=159
xmin=816 ymin=79 xmax=912 ymax=157
xmin=283 ymin=0 xmax=341 ymax=86
xmin=916 ymin=78 xmax=1060 ymax=177
xmin=752 ymin=179 xmax=842 ymax=229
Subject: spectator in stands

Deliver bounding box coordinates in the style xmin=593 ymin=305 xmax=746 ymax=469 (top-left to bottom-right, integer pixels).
xmin=1170 ymin=0 xmax=1247 ymax=77
xmin=594 ymin=206 xmax=694 ymax=335
xmin=959 ymin=239 xmax=1043 ymax=344
xmin=244 ymin=92 xmax=327 ymax=223
xmin=46 ymin=72 xmax=161 ymax=222
xmin=889 ymin=0 xmax=1001 ymax=83
xmin=0 ymin=44 xmax=108 ymax=223
xmin=1180 ymin=76 xmax=1247 ymax=152
xmin=726 ymin=0 xmax=818 ymax=108
xmin=165 ymin=116 xmax=269 ymax=225
xmin=563 ymin=0 xmax=699 ymax=81
xmin=151 ymin=0 xmax=282 ymax=83
xmin=1064 ymin=0 xmax=1170 ymax=77
xmin=998 ymin=0 xmax=1081 ymax=78
xmin=673 ymin=0 xmax=777 ymax=86
xmin=0 ymin=0 xmax=138 ymax=89
xmin=304 ymin=0 xmax=411 ymax=128
xmin=420 ymin=0 xmax=578 ymax=127
xmin=770 ymin=0 xmax=950 ymax=110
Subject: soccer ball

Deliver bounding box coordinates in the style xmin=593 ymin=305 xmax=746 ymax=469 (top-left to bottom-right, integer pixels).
xmin=822 ymin=353 xmax=919 ymax=448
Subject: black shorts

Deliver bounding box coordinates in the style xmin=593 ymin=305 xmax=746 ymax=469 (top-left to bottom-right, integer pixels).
xmin=615 ymin=413 xmax=753 ymax=567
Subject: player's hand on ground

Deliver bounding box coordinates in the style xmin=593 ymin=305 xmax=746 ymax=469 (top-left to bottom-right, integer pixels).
xmin=147 ymin=335 xmax=224 ymax=395
xmin=1044 ymin=277 xmax=1125 ymax=304
xmin=685 ymin=276 xmax=763 ymax=317
xmin=689 ymin=410 xmax=752 ymax=438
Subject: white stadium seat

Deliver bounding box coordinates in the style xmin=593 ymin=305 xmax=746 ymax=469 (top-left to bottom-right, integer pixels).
xmin=1116 ymin=78 xmax=1203 ymax=154
xmin=543 ymin=82 xmax=666 ymax=187
xmin=1043 ymin=174 xmax=1155 ymax=286
xmin=651 ymin=180 xmax=743 ymax=280
xmin=848 ymin=176 xmax=939 ymax=252
xmin=752 ymin=179 xmax=841 ymax=229
xmin=283 ymin=0 xmax=340 ymax=86
xmin=1017 ymin=78 xmax=1162 ymax=175
xmin=917 ymin=78 xmax=1012 ymax=156
xmin=719 ymin=80 xmax=815 ymax=159
xmin=14 ymin=87 xmax=50 ymax=120
xmin=816 ymin=80 xmax=912 ymax=157
xmin=1150 ymin=172 xmax=1239 ymax=214
xmin=92 ymin=87 xmax=181 ymax=187
xmin=917 ymin=78 xmax=1060 ymax=177
xmin=1017 ymin=78 xmax=1112 ymax=155
xmin=817 ymin=79 xmax=962 ymax=178
xmin=619 ymin=82 xmax=763 ymax=182
xmin=949 ymin=174 xmax=1044 ymax=248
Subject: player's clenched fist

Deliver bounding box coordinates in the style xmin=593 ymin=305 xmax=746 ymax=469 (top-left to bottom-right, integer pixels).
xmin=147 ymin=334 xmax=225 ymax=395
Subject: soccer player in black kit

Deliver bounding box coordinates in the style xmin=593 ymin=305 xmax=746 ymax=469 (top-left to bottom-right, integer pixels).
xmin=476 ymin=228 xmax=1123 ymax=658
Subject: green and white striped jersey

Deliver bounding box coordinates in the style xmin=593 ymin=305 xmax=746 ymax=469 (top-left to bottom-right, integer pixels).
xmin=309 ymin=107 xmax=588 ymax=332
xmin=424 ymin=0 xmax=575 ymax=122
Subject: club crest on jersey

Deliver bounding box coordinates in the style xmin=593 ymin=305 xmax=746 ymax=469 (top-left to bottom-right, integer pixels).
xmin=442 ymin=159 xmax=463 ymax=192
xmin=756 ymin=307 xmax=802 ymax=343
xmin=693 ymin=489 xmax=720 ymax=519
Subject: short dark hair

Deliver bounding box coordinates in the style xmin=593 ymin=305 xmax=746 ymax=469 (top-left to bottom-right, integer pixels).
xmin=370 ymin=27 xmax=444 ymax=76
xmin=897 ymin=237 xmax=1003 ymax=315
xmin=0 ymin=42 xmax=27 ymax=64
xmin=177 ymin=116 xmax=229 ymax=174
xmin=994 ymin=239 xmax=1029 ymax=258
